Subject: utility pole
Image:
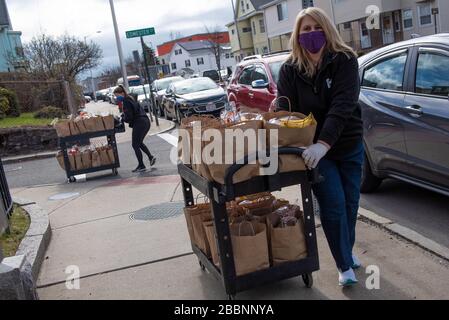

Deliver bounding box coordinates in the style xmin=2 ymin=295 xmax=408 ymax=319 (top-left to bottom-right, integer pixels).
xmin=231 ymin=0 xmax=243 ymax=60
xmin=141 ymin=38 xmax=159 ymax=126
xmin=109 ymin=0 xmax=129 ymax=92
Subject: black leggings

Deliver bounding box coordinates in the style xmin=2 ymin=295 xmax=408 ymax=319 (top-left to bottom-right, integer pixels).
xmin=132 ymin=117 xmax=152 ymax=167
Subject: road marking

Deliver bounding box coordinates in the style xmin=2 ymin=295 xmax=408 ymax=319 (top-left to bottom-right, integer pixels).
xmin=158 ymin=133 xmax=178 ymax=147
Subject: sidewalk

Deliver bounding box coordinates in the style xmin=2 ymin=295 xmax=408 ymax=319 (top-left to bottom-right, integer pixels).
xmin=10 ymin=175 xmax=449 ymax=300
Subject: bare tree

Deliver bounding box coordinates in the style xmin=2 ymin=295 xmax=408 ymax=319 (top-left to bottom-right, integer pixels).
xmin=100 ymin=65 xmax=122 ymax=88
xmin=204 ymin=25 xmax=226 ymax=80
xmin=24 ymin=33 xmax=103 ymax=81
xmin=169 ymin=31 xmax=183 ymax=41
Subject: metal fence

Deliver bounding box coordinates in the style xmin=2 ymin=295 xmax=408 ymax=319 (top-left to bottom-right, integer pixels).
xmin=0 ymin=157 xmax=13 ymax=235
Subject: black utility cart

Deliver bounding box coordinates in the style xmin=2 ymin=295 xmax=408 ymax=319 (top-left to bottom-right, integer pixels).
xmin=178 ymin=147 xmax=321 ymax=300
xmin=59 ymin=124 xmax=125 ymax=183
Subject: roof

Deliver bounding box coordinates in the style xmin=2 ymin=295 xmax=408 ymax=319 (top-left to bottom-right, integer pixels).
xmin=177 ymin=40 xmax=214 ymax=52
xmin=250 ymin=0 xmax=273 ymax=10
xmin=0 ymin=0 xmax=11 ymax=26
xmin=156 ymin=32 xmax=230 ymax=57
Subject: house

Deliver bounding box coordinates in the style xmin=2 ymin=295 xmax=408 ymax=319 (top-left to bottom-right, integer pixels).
xmin=0 ymin=0 xmax=25 ymax=72
xmin=261 ymin=0 xmax=318 ymax=52
xmin=156 ymin=32 xmax=230 ymax=69
xmin=226 ymin=0 xmax=272 ymax=62
xmin=327 ymin=0 xmax=449 ymax=53
xmin=167 ymin=40 xmax=235 ymax=76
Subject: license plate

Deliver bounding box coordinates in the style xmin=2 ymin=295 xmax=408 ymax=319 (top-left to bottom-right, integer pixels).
xmin=206 ymin=103 xmax=215 ymax=111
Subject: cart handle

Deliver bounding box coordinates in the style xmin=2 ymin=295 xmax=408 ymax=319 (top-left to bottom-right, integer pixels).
xmin=224 ymin=147 xmax=321 ymax=188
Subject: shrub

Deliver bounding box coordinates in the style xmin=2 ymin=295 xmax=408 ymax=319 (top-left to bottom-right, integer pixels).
xmin=34 ymin=106 xmax=67 ymax=119
xmin=0 ymin=87 xmax=20 ymax=117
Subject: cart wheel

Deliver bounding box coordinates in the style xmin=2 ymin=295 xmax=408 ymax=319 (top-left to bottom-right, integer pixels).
xmin=199 ymin=260 xmax=206 ymax=271
xmin=68 ymin=177 xmax=76 ymax=183
xmin=228 ymin=294 xmax=236 ymax=301
xmin=112 ymin=168 xmax=118 ymax=176
xmin=302 ymin=273 xmax=313 ymax=288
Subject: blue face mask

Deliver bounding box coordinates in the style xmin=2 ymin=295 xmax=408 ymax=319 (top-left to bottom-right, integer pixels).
xmin=116 ymin=95 xmax=125 ymax=102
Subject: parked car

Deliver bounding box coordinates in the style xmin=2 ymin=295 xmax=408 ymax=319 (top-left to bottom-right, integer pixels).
xmin=152 ymin=76 xmax=184 ymax=116
xmin=84 ymin=95 xmax=92 ymax=103
xmin=358 ymin=33 xmax=449 ymax=196
xmin=202 ymin=69 xmax=220 ymax=83
xmin=227 ymin=52 xmax=290 ymax=113
xmin=130 ymin=85 xmax=151 ymax=112
xmin=96 ymin=89 xmax=109 ymax=102
xmin=162 ymin=77 xmax=228 ymax=123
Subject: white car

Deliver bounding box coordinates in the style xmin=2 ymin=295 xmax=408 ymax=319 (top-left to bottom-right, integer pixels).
xmin=84 ymin=95 xmax=92 ymax=103
xmin=130 ymin=85 xmax=151 ymax=112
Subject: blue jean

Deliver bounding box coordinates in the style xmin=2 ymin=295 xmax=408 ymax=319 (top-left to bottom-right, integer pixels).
xmin=312 ymin=141 xmax=364 ymax=271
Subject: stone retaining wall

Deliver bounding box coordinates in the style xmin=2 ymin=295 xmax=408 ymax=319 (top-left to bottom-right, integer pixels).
xmin=0 ymin=126 xmax=58 ymax=157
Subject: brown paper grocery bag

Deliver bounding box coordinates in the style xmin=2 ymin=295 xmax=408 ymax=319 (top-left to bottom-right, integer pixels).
xmin=204 ymin=221 xmax=220 ymax=267
xmin=106 ymin=146 xmax=116 ymax=164
xmin=263 ymin=111 xmax=316 ymax=173
xmin=54 ymin=121 xmax=71 ymax=137
xmin=102 ymin=115 xmax=115 ymax=130
xmin=183 ymin=207 xmax=197 ymax=244
xmin=91 ymin=150 xmax=101 ymax=167
xmin=269 ymin=222 xmax=307 ymax=266
xmin=83 ymin=118 xmax=97 ymax=132
xmin=94 ymin=116 xmax=105 ymax=131
xmin=67 ymin=154 xmax=76 ymax=170
xmin=75 ymin=119 xmax=88 ymax=134
xmin=230 ymin=221 xmax=270 ymax=276
xmin=207 ymin=120 xmax=263 ymax=184
xmin=98 ymin=147 xmax=111 ymax=166
xmin=68 ymin=121 xmax=80 ymax=136
xmin=74 ymin=152 xmax=83 ymax=170
xmin=81 ymin=150 xmax=92 ymax=169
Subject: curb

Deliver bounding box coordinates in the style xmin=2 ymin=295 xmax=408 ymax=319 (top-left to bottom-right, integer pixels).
xmin=358 ymin=207 xmax=449 ymax=262
xmin=3 ymin=120 xmax=176 ymax=165
xmin=13 ymin=197 xmax=52 ymax=282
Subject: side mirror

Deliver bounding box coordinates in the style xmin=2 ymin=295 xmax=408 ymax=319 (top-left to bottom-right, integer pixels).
xmin=252 ymin=79 xmax=269 ymax=89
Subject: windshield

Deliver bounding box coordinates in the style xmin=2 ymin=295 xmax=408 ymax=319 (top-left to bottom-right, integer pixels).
xmin=155 ymin=77 xmax=183 ymax=91
xmin=269 ymin=61 xmax=284 ymax=85
xmin=174 ymin=78 xmax=218 ymax=95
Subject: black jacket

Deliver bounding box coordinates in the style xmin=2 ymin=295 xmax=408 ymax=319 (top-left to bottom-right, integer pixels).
xmin=122 ymin=96 xmax=147 ymax=128
xmin=277 ymin=51 xmax=363 ymax=159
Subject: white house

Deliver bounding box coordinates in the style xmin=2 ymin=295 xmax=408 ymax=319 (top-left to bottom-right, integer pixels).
xmin=167 ymin=40 xmax=236 ymax=75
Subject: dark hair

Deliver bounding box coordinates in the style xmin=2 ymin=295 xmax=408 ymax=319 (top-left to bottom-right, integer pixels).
xmin=113 ymin=85 xmax=134 ymax=100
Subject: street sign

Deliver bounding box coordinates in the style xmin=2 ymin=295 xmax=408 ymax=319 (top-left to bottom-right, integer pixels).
xmin=126 ymin=27 xmax=155 ymax=39
xmin=432 ymin=8 xmax=439 ymax=15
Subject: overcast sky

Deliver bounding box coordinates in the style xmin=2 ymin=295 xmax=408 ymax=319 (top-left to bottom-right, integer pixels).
xmin=6 ymin=0 xmax=234 ymax=76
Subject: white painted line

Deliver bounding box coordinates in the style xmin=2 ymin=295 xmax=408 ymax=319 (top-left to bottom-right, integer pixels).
xmin=158 ymin=133 xmax=178 ymax=147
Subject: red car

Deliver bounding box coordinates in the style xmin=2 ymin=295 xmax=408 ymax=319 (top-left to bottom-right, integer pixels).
xmin=227 ymin=52 xmax=290 ymax=113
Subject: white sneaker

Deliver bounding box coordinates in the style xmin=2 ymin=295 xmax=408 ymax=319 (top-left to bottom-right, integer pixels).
xmin=352 ymin=254 xmax=361 ymax=269
xmin=338 ymin=268 xmax=358 ymax=287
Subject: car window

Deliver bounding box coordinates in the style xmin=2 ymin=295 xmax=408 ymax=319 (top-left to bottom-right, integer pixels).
xmin=251 ymin=66 xmax=268 ymax=83
xmin=203 ymin=70 xmax=220 ymax=81
xmin=268 ymin=61 xmax=284 ymax=85
xmin=362 ymin=53 xmax=408 ymax=91
xmin=173 ymin=78 xmax=218 ymax=95
xmin=416 ymin=52 xmax=449 ymax=97
xmin=238 ymin=67 xmax=254 ymax=85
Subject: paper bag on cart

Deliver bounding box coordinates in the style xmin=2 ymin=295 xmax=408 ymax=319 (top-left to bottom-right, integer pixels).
xmin=56 ymin=151 xmax=65 ymax=170
xmin=106 ymin=146 xmax=116 ymax=164
xmin=206 ymin=120 xmax=263 ymax=184
xmin=91 ymin=150 xmax=101 ymax=167
xmin=263 ymin=109 xmax=316 ymax=173
xmin=102 ymin=115 xmax=115 ymax=130
xmin=188 ymin=204 xmax=212 ymax=257
xmin=203 ymin=221 xmax=220 ymax=267
xmin=268 ymin=205 xmax=307 ymax=265
xmin=98 ymin=147 xmax=111 ymax=166
xmin=230 ymin=221 xmax=269 ymax=276
xmin=81 ymin=150 xmax=92 ymax=169
xmin=54 ymin=120 xmax=71 ymax=137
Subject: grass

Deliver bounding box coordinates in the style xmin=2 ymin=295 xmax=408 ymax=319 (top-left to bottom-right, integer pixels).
xmin=0 ymin=205 xmax=30 ymax=257
xmin=0 ymin=113 xmax=54 ymax=128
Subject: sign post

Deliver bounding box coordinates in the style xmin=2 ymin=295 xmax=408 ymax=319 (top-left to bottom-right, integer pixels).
xmin=126 ymin=27 xmax=159 ymax=126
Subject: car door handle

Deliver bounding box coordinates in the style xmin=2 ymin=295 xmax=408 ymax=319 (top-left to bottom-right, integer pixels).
xmin=405 ymin=105 xmax=423 ymax=117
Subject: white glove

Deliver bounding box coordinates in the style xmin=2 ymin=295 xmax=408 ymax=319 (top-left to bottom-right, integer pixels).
xmin=302 ymin=142 xmax=329 ymax=169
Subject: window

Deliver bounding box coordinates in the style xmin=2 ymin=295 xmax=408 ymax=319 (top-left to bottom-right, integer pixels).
xmin=232 ymin=29 xmax=235 ymax=35
xmin=302 ymin=0 xmax=314 ymax=9
xmin=230 ymin=53 xmax=234 ymax=58
xmin=418 ymin=3 xmax=432 ymax=26
xmin=253 ymin=21 xmax=257 ymax=35
xmin=185 ymin=60 xmax=191 ymax=68
xmin=259 ymin=19 xmax=265 ymax=33
xmin=403 ymin=9 xmax=413 ymax=30
xmin=197 ymin=57 xmax=204 ymax=65
xmin=394 ymin=11 xmax=401 ymax=32
xmin=171 ymin=63 xmax=177 ymax=70
xmin=263 ymin=47 xmax=269 ymax=54
xmin=174 ymin=49 xmax=183 ymax=55
xmin=241 ymin=0 xmax=245 ymax=12
xmin=277 ymin=2 xmax=288 ymax=21
xmin=362 ymin=53 xmax=408 ymax=91
xmin=343 ymin=22 xmax=351 ymax=30
xmin=238 ymin=67 xmax=254 ymax=85
xmin=225 ymin=53 xmax=230 ymax=59
xmin=416 ymin=52 xmax=449 ymax=97
xmin=361 ymin=22 xmax=369 ymax=37
xmin=242 ymin=27 xmax=252 ymax=33
xmin=246 ymin=3 xmax=249 ymax=10
xmin=251 ymin=66 xmax=268 ymax=83
xmin=162 ymin=59 xmax=166 ymax=65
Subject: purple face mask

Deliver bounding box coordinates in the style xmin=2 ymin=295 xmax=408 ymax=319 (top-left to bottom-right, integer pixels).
xmin=298 ymin=31 xmax=327 ymax=54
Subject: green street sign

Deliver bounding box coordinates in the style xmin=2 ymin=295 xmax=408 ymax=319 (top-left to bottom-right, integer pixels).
xmin=126 ymin=27 xmax=155 ymax=39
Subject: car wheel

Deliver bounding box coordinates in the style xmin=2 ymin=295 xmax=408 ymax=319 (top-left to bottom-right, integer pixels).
xmin=176 ymin=107 xmax=183 ymax=124
xmin=361 ymin=152 xmax=383 ymax=193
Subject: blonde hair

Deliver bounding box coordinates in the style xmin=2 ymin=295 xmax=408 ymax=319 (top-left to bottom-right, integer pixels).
xmin=289 ymin=7 xmax=356 ymax=77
